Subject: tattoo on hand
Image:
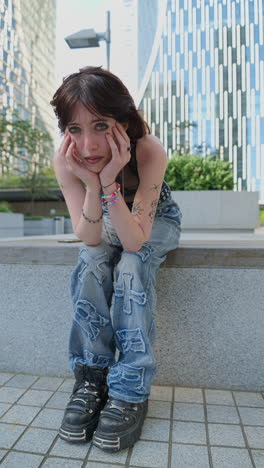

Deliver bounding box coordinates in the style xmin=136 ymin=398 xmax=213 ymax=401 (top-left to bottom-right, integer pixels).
xmin=149 ymin=199 xmax=158 ymax=221
xmin=149 ymin=183 xmax=162 ymax=193
xmin=132 ymin=200 xmax=144 ymax=216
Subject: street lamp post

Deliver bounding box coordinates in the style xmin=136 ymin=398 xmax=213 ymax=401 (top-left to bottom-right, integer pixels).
xmin=65 ymin=11 xmax=111 ymax=70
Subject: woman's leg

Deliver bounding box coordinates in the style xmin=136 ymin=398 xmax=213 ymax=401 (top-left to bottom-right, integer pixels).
xmin=93 ymin=203 xmax=181 ymax=451
xmin=69 ymin=241 xmax=120 ymax=369
xmin=59 ymin=241 xmax=120 ymax=443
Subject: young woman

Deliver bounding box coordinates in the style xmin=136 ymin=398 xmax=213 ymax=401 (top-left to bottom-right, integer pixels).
xmin=51 ymin=66 xmax=182 ymax=452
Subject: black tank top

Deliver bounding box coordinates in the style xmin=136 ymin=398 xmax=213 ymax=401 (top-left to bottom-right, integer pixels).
xmin=116 ymin=141 xmax=170 ymax=211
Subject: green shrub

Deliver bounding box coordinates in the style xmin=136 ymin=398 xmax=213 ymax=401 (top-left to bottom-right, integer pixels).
xmin=259 ymin=209 xmax=264 ymax=226
xmin=0 ymin=201 xmax=12 ymax=212
xmin=24 ymin=216 xmax=45 ymax=220
xmin=165 ymin=153 xmax=234 ymax=190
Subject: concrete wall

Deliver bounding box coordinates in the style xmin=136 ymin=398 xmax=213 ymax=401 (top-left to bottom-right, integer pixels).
xmin=0 ymin=237 xmax=263 ymax=391
xmin=172 ymin=191 xmax=259 ymax=231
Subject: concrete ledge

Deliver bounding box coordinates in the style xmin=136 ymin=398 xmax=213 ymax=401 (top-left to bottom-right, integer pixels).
xmin=0 ymin=231 xmax=264 ymax=391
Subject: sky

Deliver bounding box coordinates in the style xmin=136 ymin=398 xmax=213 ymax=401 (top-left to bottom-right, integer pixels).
xmin=55 ymin=0 xmax=114 ymax=87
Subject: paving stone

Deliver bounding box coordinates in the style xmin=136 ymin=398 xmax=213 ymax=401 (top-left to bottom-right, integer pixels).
xmin=0 ymin=449 xmax=7 ymax=461
xmin=140 ymin=417 xmax=170 ymax=441
xmin=0 ymin=386 xmax=25 ymax=403
xmin=211 ymin=447 xmax=253 ymax=468
xmin=150 ymin=385 xmax=173 ymax=401
xmin=0 ymin=423 xmax=26 ymax=448
xmin=1 ymin=404 xmax=40 ymax=425
xmin=31 ymin=408 xmax=64 ymax=429
xmin=14 ymin=427 xmax=57 ymax=453
xmin=0 ymin=403 xmax=11 ymax=417
xmin=0 ymin=451 xmax=43 ymax=468
xmin=85 ymin=463 xmax=124 ymax=468
xmin=205 ymin=389 xmax=234 ymax=405
xmin=208 ymin=423 xmax=245 ymax=447
xmin=174 ymin=387 xmax=203 ymax=403
xmin=251 ymin=449 xmax=264 ymax=468
xmin=233 ymin=392 xmax=264 ymax=408
xmin=173 ymin=403 xmax=205 ymax=421
xmin=88 ymin=445 xmax=129 ymax=464
xmin=42 ymin=458 xmax=83 ymax=468
xmin=147 ymin=400 xmax=171 ymax=419
xmin=244 ymin=426 xmax=264 ymax=449
xmin=171 ymin=444 xmax=210 ymax=468
xmin=172 ymin=421 xmax=207 ymax=444
xmin=31 ymin=377 xmax=64 ymax=391
xmin=17 ymin=389 xmax=53 ymax=406
xmin=207 ymin=405 xmax=240 ymax=423
xmin=130 ymin=440 xmax=169 ymax=467
xmin=0 ymin=374 xmax=14 ymax=385
xmin=238 ymin=407 xmax=264 ymax=425
xmin=45 ymin=392 xmax=71 ymax=409
xmin=50 ymin=436 xmax=90 ymax=458
xmin=6 ymin=374 xmax=38 ymax=388
xmin=57 ymin=379 xmax=74 ymax=393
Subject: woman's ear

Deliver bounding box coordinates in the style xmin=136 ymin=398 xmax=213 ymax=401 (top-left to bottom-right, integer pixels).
xmin=122 ymin=122 xmax=129 ymax=131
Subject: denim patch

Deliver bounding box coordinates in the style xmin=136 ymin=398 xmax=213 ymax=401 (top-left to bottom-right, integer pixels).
xmin=134 ymin=244 xmax=155 ymax=262
xmin=78 ymin=251 xmax=109 ymax=285
xmin=84 ymin=349 xmax=112 ymax=367
xmin=108 ymin=363 xmax=145 ymax=391
xmin=74 ymin=299 xmax=109 ymax=341
xmin=115 ymin=272 xmax=147 ymax=315
xmin=115 ymin=328 xmax=146 ymax=353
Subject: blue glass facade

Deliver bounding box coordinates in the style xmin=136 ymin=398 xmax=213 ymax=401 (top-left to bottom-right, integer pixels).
xmin=0 ymin=0 xmax=56 ymax=173
xmin=138 ymin=0 xmax=264 ymax=199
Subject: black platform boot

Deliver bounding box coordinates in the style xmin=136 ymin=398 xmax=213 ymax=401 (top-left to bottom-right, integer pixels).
xmin=59 ymin=363 xmax=108 ymax=443
xmin=92 ymin=397 xmax=148 ymax=452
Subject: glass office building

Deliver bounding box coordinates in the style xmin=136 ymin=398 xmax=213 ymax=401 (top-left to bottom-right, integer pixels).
xmin=137 ymin=0 xmax=264 ymax=199
xmin=0 ymin=0 xmax=56 ymax=173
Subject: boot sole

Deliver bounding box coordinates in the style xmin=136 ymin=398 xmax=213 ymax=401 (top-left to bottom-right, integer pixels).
xmin=92 ymin=401 xmax=148 ymax=452
xmin=59 ymin=417 xmax=99 ymax=443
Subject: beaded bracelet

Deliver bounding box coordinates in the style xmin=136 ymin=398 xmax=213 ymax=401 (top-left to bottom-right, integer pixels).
xmin=82 ymin=208 xmax=103 ymax=223
xmin=101 ymin=183 xmax=121 ymax=206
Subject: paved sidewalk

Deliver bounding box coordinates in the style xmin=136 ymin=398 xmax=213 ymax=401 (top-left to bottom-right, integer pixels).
xmin=0 ymin=373 xmax=264 ymax=467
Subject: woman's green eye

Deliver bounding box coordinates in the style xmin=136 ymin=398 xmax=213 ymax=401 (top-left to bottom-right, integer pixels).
xmin=95 ymin=122 xmax=109 ymax=131
xmin=68 ymin=126 xmax=80 ymax=134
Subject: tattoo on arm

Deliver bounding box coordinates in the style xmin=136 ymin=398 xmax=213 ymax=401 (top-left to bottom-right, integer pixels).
xmin=148 ymin=199 xmax=158 ymax=221
xmin=149 ymin=183 xmax=162 ymax=194
xmin=59 ymin=183 xmax=65 ymax=190
xmin=132 ymin=200 xmax=144 ymax=216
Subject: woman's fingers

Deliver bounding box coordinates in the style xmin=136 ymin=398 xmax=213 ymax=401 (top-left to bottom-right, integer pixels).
xmin=58 ymin=134 xmax=71 ymax=155
xmin=105 ymin=132 xmax=119 ymax=159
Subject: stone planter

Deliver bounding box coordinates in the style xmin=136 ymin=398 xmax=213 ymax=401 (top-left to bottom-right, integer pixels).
xmin=64 ymin=218 xmax=73 ymax=234
xmin=24 ymin=218 xmax=54 ymax=236
xmin=172 ymin=190 xmax=259 ymax=231
xmin=0 ymin=213 xmax=24 ymax=238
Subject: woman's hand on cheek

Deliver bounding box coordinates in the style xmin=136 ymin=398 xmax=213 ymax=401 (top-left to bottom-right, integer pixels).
xmin=99 ymin=122 xmax=131 ymax=187
xmin=64 ymin=138 xmax=101 ymax=190
xmin=53 ymin=133 xmax=71 ymax=167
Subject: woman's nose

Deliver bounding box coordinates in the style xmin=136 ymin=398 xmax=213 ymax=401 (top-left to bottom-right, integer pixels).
xmin=83 ymin=133 xmax=99 ymax=153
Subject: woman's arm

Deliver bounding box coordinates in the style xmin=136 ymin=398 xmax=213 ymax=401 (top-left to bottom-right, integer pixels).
xmin=53 ymin=135 xmax=103 ymax=244
xmin=101 ymin=133 xmax=167 ymax=252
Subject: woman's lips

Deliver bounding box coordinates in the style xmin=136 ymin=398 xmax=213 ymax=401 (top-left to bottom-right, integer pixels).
xmin=84 ymin=157 xmax=102 ymax=164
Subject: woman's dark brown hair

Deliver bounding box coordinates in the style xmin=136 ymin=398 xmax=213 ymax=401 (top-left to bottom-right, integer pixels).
xmin=51 ymin=66 xmax=149 ymax=141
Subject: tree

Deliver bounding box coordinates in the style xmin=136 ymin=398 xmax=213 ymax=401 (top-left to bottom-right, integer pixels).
xmin=0 ymin=113 xmax=53 ymax=174
xmin=0 ymin=113 xmax=56 ymax=214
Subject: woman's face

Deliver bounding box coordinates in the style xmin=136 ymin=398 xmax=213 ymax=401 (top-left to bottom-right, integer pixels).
xmin=65 ymin=102 xmax=116 ymax=173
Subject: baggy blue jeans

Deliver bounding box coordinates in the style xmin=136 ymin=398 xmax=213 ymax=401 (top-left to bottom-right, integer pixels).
xmin=69 ymin=196 xmax=182 ymax=403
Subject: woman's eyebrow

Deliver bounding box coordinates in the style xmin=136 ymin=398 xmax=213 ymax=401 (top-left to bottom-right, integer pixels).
xmin=67 ymin=121 xmax=80 ymax=125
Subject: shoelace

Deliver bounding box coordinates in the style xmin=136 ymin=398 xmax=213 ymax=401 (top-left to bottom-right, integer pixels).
xmin=101 ymin=399 xmax=138 ymax=422
xmin=72 ymin=380 xmax=101 ymax=405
